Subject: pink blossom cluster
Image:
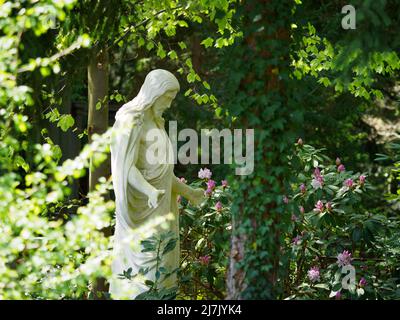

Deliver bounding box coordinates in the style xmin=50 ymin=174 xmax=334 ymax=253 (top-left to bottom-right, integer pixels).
xmin=337 ymin=250 xmax=352 ymax=267
xmin=283 ymin=195 xmax=289 ymax=204
xmin=307 ymin=266 xmax=320 ymax=283
xmin=359 ymin=277 xmax=367 ymax=287
xmin=215 ymin=201 xmax=223 ymax=212
xmin=292 ymin=235 xmax=302 ymax=245
xmin=199 ymin=168 xmax=229 ymax=197
xmin=314 ymin=200 xmax=324 ymax=212
xmin=336 ymin=157 xmax=345 ymax=172
xmin=199 ymin=255 xmax=211 ymax=265
xmin=336 ymin=158 xmax=367 ymax=188
xmin=313 ymin=200 xmax=332 ymax=213
xmin=311 ymin=167 xmax=324 ymax=189
xmin=205 ymin=179 xmax=216 ymax=197
xmin=344 ymin=178 xmax=354 ymax=188
xmin=198 ymin=168 xmax=212 ymax=180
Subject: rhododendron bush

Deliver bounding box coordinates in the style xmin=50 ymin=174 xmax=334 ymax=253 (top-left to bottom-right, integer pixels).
xmin=283 ymin=141 xmax=400 ymax=299
xmin=178 ymin=171 xmax=231 ymax=299
xmin=171 ymin=142 xmax=400 ymax=300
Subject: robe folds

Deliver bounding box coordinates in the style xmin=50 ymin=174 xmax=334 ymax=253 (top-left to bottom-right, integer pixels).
xmin=109 ymin=111 xmax=179 ymax=299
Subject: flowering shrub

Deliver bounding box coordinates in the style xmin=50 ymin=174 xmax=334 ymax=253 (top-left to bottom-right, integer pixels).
xmin=135 ymin=141 xmax=400 ymax=301
xmin=121 ymin=141 xmax=400 ymax=299
xmin=119 ymin=143 xmax=400 ymax=300
xmin=284 ymin=141 xmax=400 ymax=299
xmin=177 ymin=168 xmax=232 ymax=299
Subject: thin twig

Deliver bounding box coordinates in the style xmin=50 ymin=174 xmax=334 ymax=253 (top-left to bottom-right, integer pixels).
xmin=107 ymin=5 xmax=183 ymax=51
xmin=17 ymin=42 xmax=81 ymax=74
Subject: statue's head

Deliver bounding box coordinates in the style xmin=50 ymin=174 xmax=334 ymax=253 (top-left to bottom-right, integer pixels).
xmin=138 ymin=69 xmax=179 ymax=113
xmin=115 ymin=69 xmax=180 ymax=121
xmin=152 ymin=89 xmax=178 ymax=118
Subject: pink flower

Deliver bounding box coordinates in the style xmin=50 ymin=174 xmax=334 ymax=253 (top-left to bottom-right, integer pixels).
xmin=359 ymin=175 xmax=366 ymax=185
xmin=337 ymin=164 xmax=345 ymax=172
xmin=215 ymin=201 xmax=223 ymax=212
xmin=300 ymin=183 xmax=306 ymax=194
xmin=307 ymin=266 xmax=320 ymax=283
xmin=311 ymin=177 xmax=323 ymax=189
xmin=297 ymin=138 xmax=303 ymax=146
xmin=207 ymin=179 xmax=216 ymax=190
xmin=199 ymin=255 xmax=211 ymax=265
xmin=291 ymin=214 xmax=298 ymax=222
xmin=336 ymin=157 xmax=341 ymax=166
xmin=314 ymin=200 xmax=324 ymax=213
xmin=337 ymin=250 xmax=352 ymax=267
xmin=198 ymin=168 xmax=212 ymax=180
xmin=335 ymin=291 xmax=342 ymax=300
xmin=359 ymin=277 xmax=367 ymax=287
xmin=292 ymin=235 xmax=302 ymax=245
xmin=325 ymin=202 xmax=332 ymax=211
xmin=344 ymin=178 xmax=354 ymax=188
xmin=179 ymin=177 xmax=187 ymax=184
xmin=204 ymin=188 xmax=213 ymax=197
xmin=221 ymin=180 xmax=228 ymax=188
xmin=283 ymin=195 xmax=289 ymax=204
xmin=299 ymin=206 xmax=305 ymax=214
xmin=311 ymin=168 xmax=324 ymax=189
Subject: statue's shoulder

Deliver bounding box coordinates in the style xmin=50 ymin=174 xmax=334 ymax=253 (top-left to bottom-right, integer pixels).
xmin=116 ymin=102 xmax=144 ymax=127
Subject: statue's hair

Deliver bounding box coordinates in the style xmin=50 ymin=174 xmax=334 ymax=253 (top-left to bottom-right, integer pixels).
xmin=115 ymin=69 xmax=180 ymax=121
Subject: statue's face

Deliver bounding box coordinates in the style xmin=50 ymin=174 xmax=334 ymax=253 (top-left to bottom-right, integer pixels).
xmin=152 ymin=90 xmax=178 ymax=118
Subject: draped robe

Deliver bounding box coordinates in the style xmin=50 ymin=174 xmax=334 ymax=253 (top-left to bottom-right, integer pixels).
xmin=109 ymin=111 xmax=179 ymax=299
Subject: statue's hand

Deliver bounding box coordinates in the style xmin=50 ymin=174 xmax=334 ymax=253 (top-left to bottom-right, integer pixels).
xmin=147 ymin=188 xmax=165 ymax=209
xmin=189 ymin=188 xmax=205 ymax=207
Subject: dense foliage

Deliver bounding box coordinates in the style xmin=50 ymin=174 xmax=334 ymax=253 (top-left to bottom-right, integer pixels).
xmin=0 ymin=0 xmax=399 ymax=299
xmin=285 ymin=141 xmax=400 ymax=299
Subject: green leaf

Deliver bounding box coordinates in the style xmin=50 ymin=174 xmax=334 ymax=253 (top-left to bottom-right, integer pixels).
xmin=57 ymin=114 xmax=75 ymax=132
xmin=168 ymin=50 xmax=178 ymax=60
xmin=162 ymin=238 xmax=177 ymax=255
xmin=178 ymin=41 xmax=187 ymax=50
xmin=15 ymin=155 xmax=29 ymax=172
xmin=202 ymin=81 xmax=211 ymax=90
xmin=185 ymin=58 xmax=192 ymax=68
xmin=314 ymin=283 xmax=330 ymax=290
xmin=177 ymin=20 xmax=188 ymax=28
xmin=157 ymin=44 xmax=166 ymax=59
xmin=201 ymin=37 xmax=214 ymax=48
xmin=138 ymin=37 xmax=145 ymax=47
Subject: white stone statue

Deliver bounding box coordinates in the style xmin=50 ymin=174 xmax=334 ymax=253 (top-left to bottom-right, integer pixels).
xmin=109 ymin=69 xmax=204 ymax=299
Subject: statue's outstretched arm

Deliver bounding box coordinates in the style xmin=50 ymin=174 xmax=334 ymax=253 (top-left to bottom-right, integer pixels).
xmin=172 ymin=175 xmax=204 ymax=206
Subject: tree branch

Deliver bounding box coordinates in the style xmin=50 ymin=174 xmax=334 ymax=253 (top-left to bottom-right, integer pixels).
xmin=106 ymin=5 xmax=183 ymax=51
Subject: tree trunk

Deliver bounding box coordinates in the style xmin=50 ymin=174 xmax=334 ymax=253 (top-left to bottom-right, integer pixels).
xmin=87 ymin=48 xmax=110 ymax=190
xmin=87 ymin=48 xmax=110 ymax=298
xmin=226 ymin=214 xmax=247 ymax=299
